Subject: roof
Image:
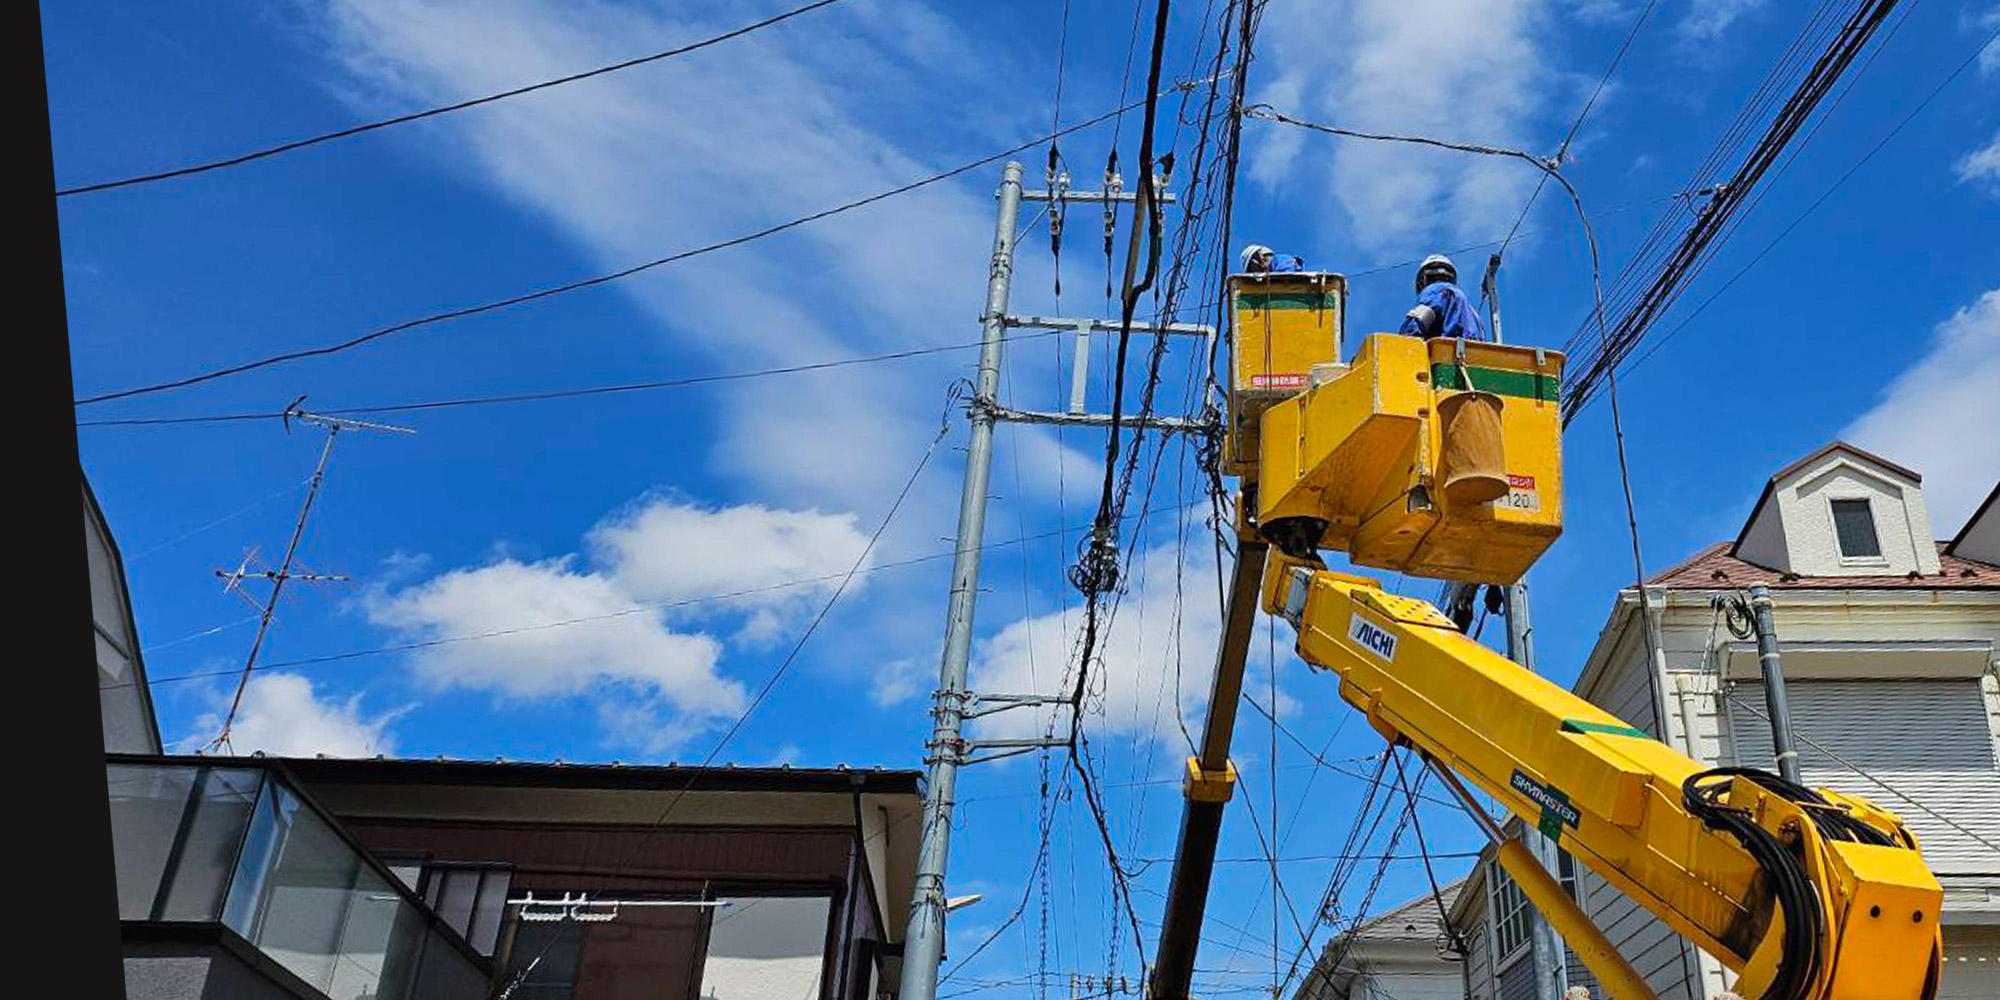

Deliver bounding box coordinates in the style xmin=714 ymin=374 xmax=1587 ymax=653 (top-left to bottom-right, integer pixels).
xmin=1342 ymin=878 xmax=1464 ymax=943
xmin=1296 ymin=880 xmax=1465 ymax=1000
xmin=1729 ymin=441 xmax=1923 ymax=557
xmin=1947 ymin=481 xmax=2000 ymax=558
xmin=1650 ymin=541 xmax=2000 ymax=590
xmin=182 ymin=753 xmax=924 ymax=797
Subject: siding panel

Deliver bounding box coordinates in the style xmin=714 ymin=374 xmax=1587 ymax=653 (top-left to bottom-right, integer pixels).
xmin=1724 ymin=679 xmax=2000 ymax=874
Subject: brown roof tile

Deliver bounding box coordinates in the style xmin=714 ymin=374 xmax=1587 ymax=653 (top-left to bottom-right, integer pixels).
xmin=1649 ymin=542 xmax=2000 ymax=590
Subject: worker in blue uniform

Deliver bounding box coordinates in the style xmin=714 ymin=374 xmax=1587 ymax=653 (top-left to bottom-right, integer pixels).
xmin=1398 ymin=254 xmax=1488 ymax=341
xmin=1239 ymin=243 xmax=1307 ymax=274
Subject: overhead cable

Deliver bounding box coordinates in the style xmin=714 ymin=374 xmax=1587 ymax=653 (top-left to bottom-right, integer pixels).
xmin=73 ymin=80 xmax=1214 ymax=408
xmin=55 ymin=0 xmax=849 ymax=197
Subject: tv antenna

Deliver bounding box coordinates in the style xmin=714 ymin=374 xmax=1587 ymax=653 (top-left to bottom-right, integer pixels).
xmin=203 ymin=399 xmax=413 ymax=754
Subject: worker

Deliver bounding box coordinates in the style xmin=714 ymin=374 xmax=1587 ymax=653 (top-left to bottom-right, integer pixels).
xmin=1239 ymin=243 xmax=1306 ymax=274
xmin=1398 ymin=253 xmax=1488 ymax=341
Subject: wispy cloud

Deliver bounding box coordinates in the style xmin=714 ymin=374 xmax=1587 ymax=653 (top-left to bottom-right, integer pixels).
xmin=1958 ymin=128 xmax=2000 ymax=193
xmin=1249 ymin=0 xmax=1557 ymax=254
xmin=1680 ymin=0 xmax=1766 ymax=41
xmin=317 ymin=0 xmax=1021 ymax=511
xmin=1843 ymin=287 xmax=2000 ymax=530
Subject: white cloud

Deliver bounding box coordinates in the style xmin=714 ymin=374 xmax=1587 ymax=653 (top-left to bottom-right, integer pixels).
xmin=1250 ymin=0 xmax=1555 ymax=254
xmin=588 ymin=494 xmax=872 ymax=641
xmin=317 ymin=0 xmax=1013 ymax=512
xmin=872 ymin=655 xmax=931 ymax=708
xmin=1843 ymin=288 xmax=2000 ymax=529
xmin=191 ymin=672 xmax=406 ymax=757
xmin=1680 ymin=0 xmax=1765 ymax=40
xmin=1958 ymin=128 xmax=2000 ymax=193
xmin=365 ymin=496 xmax=875 ymax=753
xmin=967 ymin=530 xmax=1227 ymax=742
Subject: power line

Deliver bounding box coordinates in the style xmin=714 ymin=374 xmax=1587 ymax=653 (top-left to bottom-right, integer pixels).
xmin=74 ymin=330 xmax=1061 ymax=428
xmin=1613 ymin=23 xmax=2000 ymax=388
xmin=1492 ymin=0 xmax=1661 ymax=266
xmin=1721 ymin=693 xmax=2000 ymax=856
xmin=1559 ymin=0 xmax=1905 ymax=423
xmin=72 ymin=80 xmax=1213 ymax=409
xmin=117 ymin=495 xmax=1214 ymax=692
xmin=54 ymin=0 xmax=850 ymax=198
xmin=600 ymin=386 xmax=953 ymax=874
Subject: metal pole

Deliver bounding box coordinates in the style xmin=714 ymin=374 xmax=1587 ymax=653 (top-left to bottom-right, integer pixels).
xmin=1481 ymin=252 xmax=1505 ymax=346
xmin=1504 ymin=583 xmax=1535 ymax=668
xmin=208 ymin=426 xmax=340 ymax=752
xmin=898 ymin=161 xmax=1023 ymax=1000
xmin=1746 ymin=584 xmax=1802 ymax=783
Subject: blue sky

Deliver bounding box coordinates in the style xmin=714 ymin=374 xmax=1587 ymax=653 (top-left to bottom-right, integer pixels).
xmin=57 ymin=0 xmax=2000 ymax=994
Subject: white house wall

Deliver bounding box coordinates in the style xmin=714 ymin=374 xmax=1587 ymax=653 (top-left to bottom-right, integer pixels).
xmin=1771 ymin=458 xmax=1939 ymax=577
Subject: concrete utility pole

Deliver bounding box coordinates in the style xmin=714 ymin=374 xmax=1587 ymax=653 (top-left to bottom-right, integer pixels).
xmin=1746 ymin=583 xmax=1803 ymax=783
xmin=1484 ymin=261 xmax=1567 ymax=1000
xmin=898 ymin=161 xmax=1024 ymax=1000
xmin=899 ymin=163 xmax=1205 ymax=1000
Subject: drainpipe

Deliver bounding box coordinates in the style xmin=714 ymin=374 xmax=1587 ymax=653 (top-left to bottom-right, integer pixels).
xmin=1746 ymin=584 xmax=1802 ymax=783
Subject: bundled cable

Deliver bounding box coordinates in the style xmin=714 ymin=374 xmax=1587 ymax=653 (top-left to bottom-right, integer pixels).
xmin=1682 ymin=767 xmax=1835 ymax=1000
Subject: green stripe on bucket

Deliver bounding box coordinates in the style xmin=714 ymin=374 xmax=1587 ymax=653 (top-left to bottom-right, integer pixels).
xmin=1561 ymin=719 xmax=1652 ymax=739
xmin=1430 ymin=364 xmax=1561 ymax=401
xmin=1236 ymin=292 xmax=1338 ymax=310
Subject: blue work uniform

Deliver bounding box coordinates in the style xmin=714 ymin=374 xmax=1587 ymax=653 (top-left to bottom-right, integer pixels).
xmin=1267 ymin=254 xmax=1306 ymax=273
xmin=1398 ymin=281 xmax=1489 ymax=341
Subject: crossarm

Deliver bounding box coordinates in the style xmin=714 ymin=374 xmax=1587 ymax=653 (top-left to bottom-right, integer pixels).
xmin=1263 ymin=556 xmax=1944 ymax=1000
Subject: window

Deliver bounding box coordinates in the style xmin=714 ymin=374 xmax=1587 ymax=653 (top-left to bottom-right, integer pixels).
xmin=495 ymin=892 xmax=710 ymax=1000
xmin=1830 ymin=498 xmax=1881 ymax=559
xmin=1556 ymin=849 xmax=1578 ymax=900
xmin=1489 ymin=864 xmax=1533 ymax=968
xmin=420 ymin=864 xmax=513 ymax=956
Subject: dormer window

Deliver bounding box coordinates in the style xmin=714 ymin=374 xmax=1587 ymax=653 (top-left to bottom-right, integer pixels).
xmin=1831 ymin=498 xmax=1882 ymax=559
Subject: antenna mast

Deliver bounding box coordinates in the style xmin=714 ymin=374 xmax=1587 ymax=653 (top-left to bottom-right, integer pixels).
xmin=204 ymin=401 xmax=413 ymax=753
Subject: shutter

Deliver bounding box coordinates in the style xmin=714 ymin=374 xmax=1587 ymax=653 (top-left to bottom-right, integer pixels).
xmin=1725 ymin=679 xmax=2000 ymax=873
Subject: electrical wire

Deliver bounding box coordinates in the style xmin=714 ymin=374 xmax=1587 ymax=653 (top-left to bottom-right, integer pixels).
xmin=56 ymin=0 xmax=851 ymax=198
xmin=1612 ymin=22 xmax=2000 ymax=389
xmin=114 ymin=495 xmax=1216 ymax=693
xmin=73 ymin=80 xmax=1217 ymax=408
xmin=596 ymin=384 xmax=954 ymax=880
xmin=75 ymin=330 xmax=1063 ymax=428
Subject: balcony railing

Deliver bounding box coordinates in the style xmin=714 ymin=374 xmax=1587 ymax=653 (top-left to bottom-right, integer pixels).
xmin=108 ymin=758 xmax=491 ymax=1000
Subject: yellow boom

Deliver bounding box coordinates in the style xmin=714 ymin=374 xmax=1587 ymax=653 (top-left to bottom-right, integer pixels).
xmin=1160 ymin=275 xmax=1948 ymax=1000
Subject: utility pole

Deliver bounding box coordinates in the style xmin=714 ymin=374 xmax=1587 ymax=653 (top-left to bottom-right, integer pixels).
xmin=898 ymin=159 xmax=1024 ymax=1000
xmin=1484 ymin=253 xmax=1566 ymax=1000
xmin=1746 ymin=583 xmax=1802 ymax=783
xmin=205 ymin=405 xmax=413 ymax=753
xmin=898 ymin=163 xmax=1205 ymax=1000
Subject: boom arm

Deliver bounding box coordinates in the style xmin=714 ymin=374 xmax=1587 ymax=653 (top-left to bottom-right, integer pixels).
xmin=1262 ymin=555 xmax=1944 ymax=1000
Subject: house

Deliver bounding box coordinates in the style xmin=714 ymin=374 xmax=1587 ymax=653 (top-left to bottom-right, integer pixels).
xmin=92 ymin=472 xmax=929 ymax=1000
xmin=1445 ymin=820 xmax=1601 ymax=1000
xmin=109 ymin=753 xmax=925 ymax=1000
xmin=1293 ymin=879 xmax=1467 ymax=1000
xmin=88 ymin=473 xmax=162 ymax=754
xmin=1444 ymin=442 xmax=1998 ymax=1000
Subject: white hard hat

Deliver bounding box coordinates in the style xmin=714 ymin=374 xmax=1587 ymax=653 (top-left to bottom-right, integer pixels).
xmin=1416 ymin=253 xmax=1456 ymax=292
xmin=1239 ymin=244 xmax=1274 ymax=271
